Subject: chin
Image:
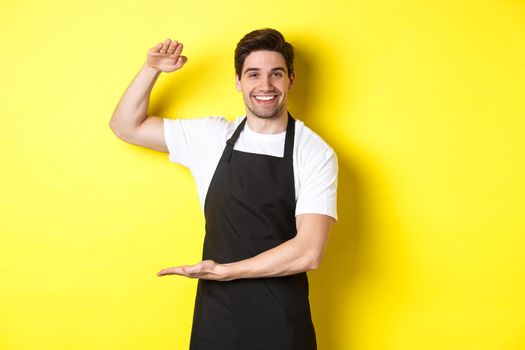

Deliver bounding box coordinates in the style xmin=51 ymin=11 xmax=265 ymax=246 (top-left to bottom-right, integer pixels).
xmin=249 ymin=106 xmax=285 ymax=120
xmin=254 ymin=113 xmax=279 ymax=119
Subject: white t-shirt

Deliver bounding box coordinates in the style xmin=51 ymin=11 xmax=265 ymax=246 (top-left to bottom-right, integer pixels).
xmin=163 ymin=116 xmax=338 ymax=221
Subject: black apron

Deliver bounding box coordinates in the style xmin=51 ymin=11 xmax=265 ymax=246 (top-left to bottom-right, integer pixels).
xmin=189 ymin=114 xmax=316 ymax=350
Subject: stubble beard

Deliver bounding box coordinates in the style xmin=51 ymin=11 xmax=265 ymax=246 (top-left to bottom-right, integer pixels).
xmin=247 ymin=104 xmax=284 ymax=119
xmin=245 ymin=95 xmax=286 ymax=120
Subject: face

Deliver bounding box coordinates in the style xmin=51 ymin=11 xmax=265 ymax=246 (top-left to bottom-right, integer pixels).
xmin=236 ymin=50 xmax=295 ymax=120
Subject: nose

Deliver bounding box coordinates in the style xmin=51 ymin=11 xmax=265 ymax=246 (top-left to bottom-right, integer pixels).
xmin=260 ymin=75 xmax=272 ymax=91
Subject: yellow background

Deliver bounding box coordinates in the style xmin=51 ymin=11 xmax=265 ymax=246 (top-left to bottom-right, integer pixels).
xmin=1 ymin=0 xmax=524 ymax=349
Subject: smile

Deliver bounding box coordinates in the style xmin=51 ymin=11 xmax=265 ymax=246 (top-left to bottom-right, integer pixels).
xmin=254 ymin=95 xmax=277 ymax=102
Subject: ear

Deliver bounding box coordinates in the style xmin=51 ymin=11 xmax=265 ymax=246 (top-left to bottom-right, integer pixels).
xmin=235 ymin=75 xmax=241 ymax=91
xmin=288 ymin=71 xmax=296 ymax=90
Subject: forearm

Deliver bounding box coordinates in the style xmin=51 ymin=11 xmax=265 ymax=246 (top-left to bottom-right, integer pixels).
xmin=109 ymin=62 xmax=161 ymax=135
xmin=222 ymin=237 xmax=316 ymax=281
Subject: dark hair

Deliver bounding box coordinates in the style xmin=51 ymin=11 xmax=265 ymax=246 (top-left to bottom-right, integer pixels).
xmin=234 ymin=28 xmax=294 ymax=78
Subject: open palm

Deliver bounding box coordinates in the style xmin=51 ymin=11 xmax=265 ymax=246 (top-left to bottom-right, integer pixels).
xmin=146 ymin=38 xmax=188 ymax=73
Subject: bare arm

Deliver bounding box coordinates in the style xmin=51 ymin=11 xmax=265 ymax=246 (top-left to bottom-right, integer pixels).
xmin=221 ymin=213 xmax=334 ymax=279
xmin=109 ymin=39 xmax=188 ymax=152
xmin=157 ymin=213 xmax=335 ymax=281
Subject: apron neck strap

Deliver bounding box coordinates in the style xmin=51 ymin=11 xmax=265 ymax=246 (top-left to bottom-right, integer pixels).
xmin=221 ymin=113 xmax=296 ymax=163
xmin=283 ymin=112 xmax=295 ymax=160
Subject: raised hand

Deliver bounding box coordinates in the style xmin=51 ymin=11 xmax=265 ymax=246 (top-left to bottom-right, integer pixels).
xmin=146 ymin=38 xmax=188 ymax=73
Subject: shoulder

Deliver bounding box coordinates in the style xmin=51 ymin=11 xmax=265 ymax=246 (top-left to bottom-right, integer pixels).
xmin=294 ymin=119 xmax=337 ymax=161
xmin=163 ymin=116 xmax=242 ymax=165
xmin=163 ymin=115 xmax=231 ymax=130
xmin=293 ymin=119 xmax=338 ymax=221
xmin=164 ymin=115 xmax=243 ymax=140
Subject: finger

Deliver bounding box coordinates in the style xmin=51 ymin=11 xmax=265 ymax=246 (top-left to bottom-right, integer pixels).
xmin=164 ymin=57 xmax=187 ymax=71
xmin=173 ymin=42 xmax=184 ymax=56
xmin=157 ymin=266 xmax=186 ymax=276
xmin=149 ymin=42 xmax=163 ymax=53
xmin=167 ymin=40 xmax=179 ymax=54
xmin=185 ymin=264 xmax=202 ymax=274
xmin=179 ymin=56 xmax=188 ymax=66
xmin=160 ymin=38 xmax=171 ymax=54
xmin=169 ymin=56 xmax=188 ymax=70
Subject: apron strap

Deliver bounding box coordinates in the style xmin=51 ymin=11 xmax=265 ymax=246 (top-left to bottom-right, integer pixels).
xmin=220 ymin=116 xmax=247 ymax=163
xmin=283 ymin=113 xmax=295 ymax=160
xmin=220 ymin=113 xmax=296 ymax=163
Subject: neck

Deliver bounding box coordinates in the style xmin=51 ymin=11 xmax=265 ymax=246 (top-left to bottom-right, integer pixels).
xmin=245 ymin=109 xmax=289 ymax=134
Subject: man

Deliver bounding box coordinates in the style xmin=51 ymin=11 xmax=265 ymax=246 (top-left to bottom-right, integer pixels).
xmin=109 ymin=28 xmax=338 ymax=350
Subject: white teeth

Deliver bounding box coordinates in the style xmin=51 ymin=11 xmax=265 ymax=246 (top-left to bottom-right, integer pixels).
xmin=255 ymin=95 xmax=275 ymax=101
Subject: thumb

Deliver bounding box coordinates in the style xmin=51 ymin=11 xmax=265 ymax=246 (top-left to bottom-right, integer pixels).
xmin=170 ymin=56 xmax=188 ymax=70
xmin=178 ymin=56 xmax=188 ymax=65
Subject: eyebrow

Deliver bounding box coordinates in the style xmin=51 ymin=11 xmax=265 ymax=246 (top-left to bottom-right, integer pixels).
xmin=243 ymin=67 xmax=287 ymax=75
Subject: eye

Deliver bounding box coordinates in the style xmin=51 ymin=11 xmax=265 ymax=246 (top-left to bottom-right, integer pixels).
xmin=248 ymin=72 xmax=258 ymax=78
xmin=272 ymin=71 xmax=284 ymax=77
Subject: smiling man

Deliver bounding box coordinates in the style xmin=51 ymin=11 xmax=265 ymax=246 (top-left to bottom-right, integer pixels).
xmin=109 ymin=28 xmax=338 ymax=350
xmin=238 ymin=50 xmax=291 ymax=120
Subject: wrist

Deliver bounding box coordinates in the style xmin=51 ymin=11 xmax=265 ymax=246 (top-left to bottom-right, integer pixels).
xmin=142 ymin=62 xmax=161 ymax=75
xmin=218 ymin=262 xmax=237 ymax=281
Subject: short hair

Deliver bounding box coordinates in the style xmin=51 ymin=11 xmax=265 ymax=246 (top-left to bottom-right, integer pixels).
xmin=234 ymin=28 xmax=295 ymax=78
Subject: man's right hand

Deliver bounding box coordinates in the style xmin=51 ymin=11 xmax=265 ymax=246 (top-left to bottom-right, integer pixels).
xmin=146 ymin=38 xmax=188 ymax=73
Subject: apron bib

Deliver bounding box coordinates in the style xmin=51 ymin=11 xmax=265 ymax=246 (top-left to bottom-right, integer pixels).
xmin=189 ymin=114 xmax=316 ymax=350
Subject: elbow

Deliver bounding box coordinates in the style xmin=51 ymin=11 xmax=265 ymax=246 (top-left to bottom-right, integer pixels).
xmin=109 ymin=114 xmax=118 ymax=131
xmin=109 ymin=126 xmax=124 ymax=140
xmin=304 ymin=252 xmax=323 ymax=271
xmin=306 ymin=259 xmax=321 ymax=271
xmin=108 ymin=118 xmax=122 ymax=133
xmin=108 ymin=120 xmax=128 ymax=141
xmin=109 ymin=119 xmax=119 ymax=136
xmin=108 ymin=114 xmax=125 ymax=136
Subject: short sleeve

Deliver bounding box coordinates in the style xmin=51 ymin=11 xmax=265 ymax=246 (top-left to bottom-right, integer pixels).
xmin=163 ymin=116 xmax=228 ymax=169
xmin=295 ymin=148 xmax=338 ymax=221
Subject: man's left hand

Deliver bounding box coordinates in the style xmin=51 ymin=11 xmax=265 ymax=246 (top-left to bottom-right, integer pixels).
xmin=157 ymin=260 xmax=230 ymax=281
